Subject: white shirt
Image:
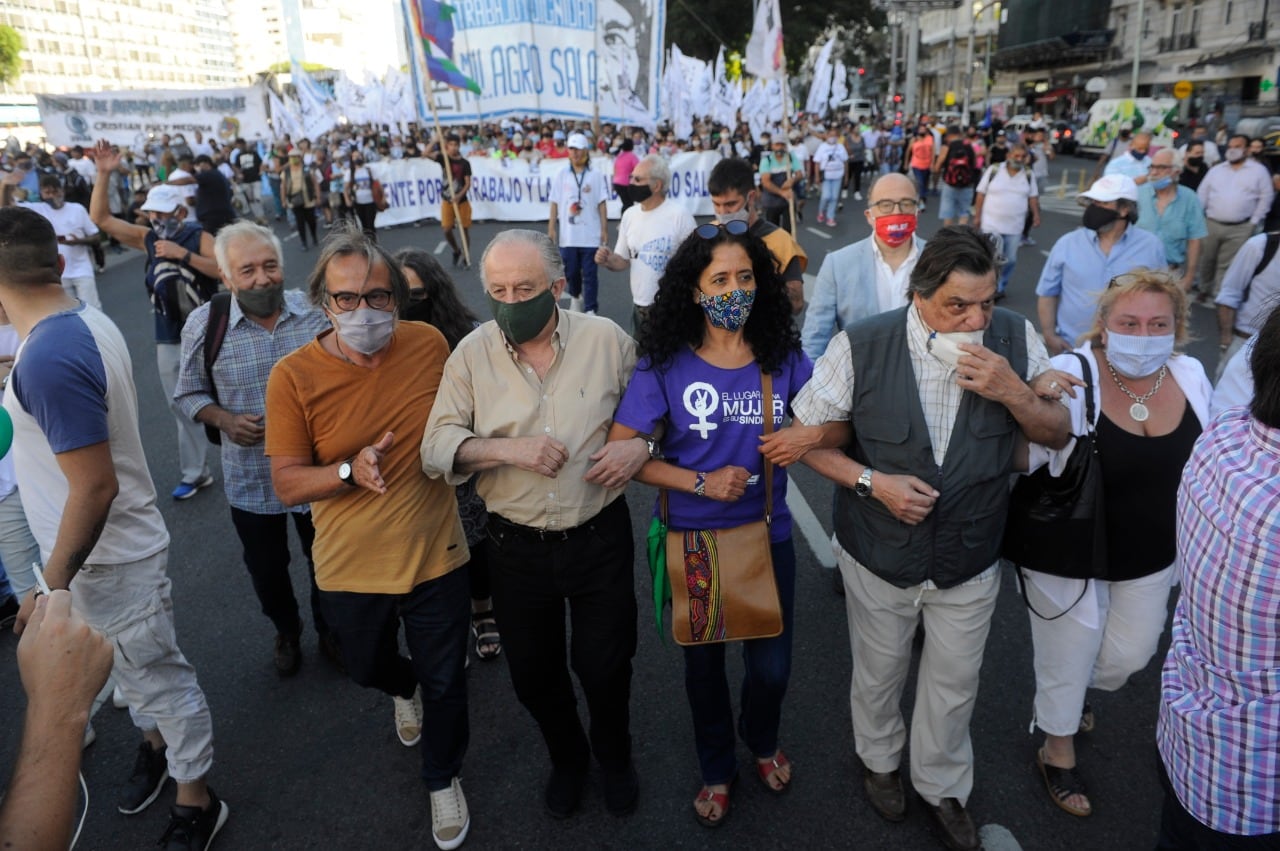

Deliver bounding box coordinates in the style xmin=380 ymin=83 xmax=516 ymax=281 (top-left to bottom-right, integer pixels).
xmin=976 ymin=164 xmax=1039 ymax=236
xmin=814 ymin=141 xmax=849 ymax=180
xmin=69 ymin=158 xmax=96 ymax=184
xmin=0 ymin=324 xmax=19 ymax=500
xmin=613 ymin=197 xmax=697 ymax=307
xmin=21 ymin=201 xmax=99 ymax=280
xmin=549 ymin=161 xmax=610 ymax=249
xmin=872 ymin=240 xmax=918 ymax=314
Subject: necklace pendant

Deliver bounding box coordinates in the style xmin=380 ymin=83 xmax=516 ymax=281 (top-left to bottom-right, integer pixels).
xmin=1129 ymin=402 xmax=1150 ymax=422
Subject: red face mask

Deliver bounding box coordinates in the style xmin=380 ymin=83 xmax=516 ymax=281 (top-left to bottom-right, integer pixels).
xmin=875 ymin=213 xmax=916 ymax=247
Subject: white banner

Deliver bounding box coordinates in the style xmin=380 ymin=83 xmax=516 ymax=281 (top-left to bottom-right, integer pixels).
xmin=420 ymin=0 xmax=664 ymax=128
xmin=36 ymin=86 xmax=271 ymax=149
xmin=371 ymin=150 xmax=720 ymax=227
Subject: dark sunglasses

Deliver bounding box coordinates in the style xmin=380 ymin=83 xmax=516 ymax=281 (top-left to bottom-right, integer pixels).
xmin=695 ymin=220 xmax=749 ymax=240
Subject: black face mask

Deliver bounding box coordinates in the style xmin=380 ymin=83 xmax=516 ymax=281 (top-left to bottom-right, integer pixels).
xmin=1082 ymin=204 xmax=1122 ymax=232
xmin=1186 ymin=156 xmax=1204 ymax=167
xmin=401 ymin=299 xmax=432 ymax=323
xmin=630 ymin=183 xmax=654 ymax=203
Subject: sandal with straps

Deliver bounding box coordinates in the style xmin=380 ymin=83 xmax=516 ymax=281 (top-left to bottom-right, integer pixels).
xmin=693 ymin=779 xmax=734 ymax=828
xmin=1036 ymin=748 xmax=1092 ymax=817
xmin=756 ymin=749 xmax=792 ymax=795
xmin=471 ymin=611 xmax=502 ymax=661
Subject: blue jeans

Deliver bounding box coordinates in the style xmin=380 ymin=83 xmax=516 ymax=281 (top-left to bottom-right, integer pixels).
xmin=683 ymin=538 xmax=797 ymax=785
xmin=560 ymin=246 xmax=600 ymax=313
xmin=820 ymin=178 xmax=841 ymax=221
xmin=991 ymin=232 xmax=1021 ymax=293
xmin=913 ymin=167 xmax=931 ymax=200
xmin=320 ymin=567 xmax=470 ymax=791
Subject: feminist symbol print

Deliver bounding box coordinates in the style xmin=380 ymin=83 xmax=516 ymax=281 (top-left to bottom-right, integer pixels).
xmin=683 ymin=382 xmax=719 ymax=439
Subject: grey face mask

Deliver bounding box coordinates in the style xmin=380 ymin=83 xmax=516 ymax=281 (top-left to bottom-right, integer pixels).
xmin=234 ymin=283 xmax=285 ymax=318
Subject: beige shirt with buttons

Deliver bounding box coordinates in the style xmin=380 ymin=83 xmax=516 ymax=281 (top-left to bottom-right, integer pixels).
xmin=421 ymin=308 xmax=637 ymax=530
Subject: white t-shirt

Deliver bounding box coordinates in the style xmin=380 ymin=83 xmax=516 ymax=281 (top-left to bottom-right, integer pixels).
xmin=351 ymin=165 xmax=375 ymax=205
xmin=69 ymin=158 xmax=96 ymax=184
xmin=613 ymin=197 xmax=697 ymax=307
xmin=549 ymin=161 xmax=611 ymax=248
xmin=5 ymin=306 xmax=169 ymax=565
xmin=976 ymin=164 xmax=1039 ymax=236
xmin=21 ymin=201 xmax=99 ymax=280
xmin=814 ymin=141 xmax=849 ymax=180
xmin=872 ymin=240 xmax=920 ymax=313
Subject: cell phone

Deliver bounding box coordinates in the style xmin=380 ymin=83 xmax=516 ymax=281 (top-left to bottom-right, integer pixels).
xmin=31 ymin=561 xmax=51 ymax=595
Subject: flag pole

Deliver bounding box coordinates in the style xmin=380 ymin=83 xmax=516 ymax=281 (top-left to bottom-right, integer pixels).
xmin=426 ymin=98 xmax=472 ymax=268
xmin=782 ymin=71 xmax=798 ymax=240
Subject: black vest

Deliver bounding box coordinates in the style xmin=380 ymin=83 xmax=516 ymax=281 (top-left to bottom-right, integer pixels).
xmin=834 ymin=306 xmax=1027 ymax=589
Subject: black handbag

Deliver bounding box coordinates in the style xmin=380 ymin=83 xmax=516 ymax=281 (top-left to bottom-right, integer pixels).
xmin=1002 ymin=352 xmax=1107 ymax=582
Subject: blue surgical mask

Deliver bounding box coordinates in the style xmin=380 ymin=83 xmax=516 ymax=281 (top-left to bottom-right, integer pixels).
xmin=1104 ymin=330 xmax=1174 ymax=378
xmin=698 ymin=288 xmax=756 ymax=332
xmin=1151 ymin=176 xmax=1173 ymax=191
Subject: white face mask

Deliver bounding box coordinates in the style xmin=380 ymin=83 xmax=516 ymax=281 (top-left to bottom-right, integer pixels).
xmin=1104 ymin=330 xmax=1174 ymax=378
xmin=330 ymin=307 xmax=395 ymax=355
xmin=926 ymin=328 xmax=985 ymax=371
xmin=718 ymin=208 xmax=750 ymax=225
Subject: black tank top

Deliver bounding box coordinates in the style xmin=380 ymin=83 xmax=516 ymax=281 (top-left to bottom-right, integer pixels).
xmin=1096 ymin=403 xmax=1201 ymax=581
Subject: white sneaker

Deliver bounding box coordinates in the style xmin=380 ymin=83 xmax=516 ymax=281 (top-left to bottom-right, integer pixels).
xmin=569 ymin=296 xmax=585 ymax=312
xmin=854 ymin=191 xmax=863 ymax=201
xmin=429 ymin=777 xmax=470 ymax=850
xmin=112 ymin=685 xmax=127 ymax=709
xmin=393 ymin=686 xmax=423 ymax=747
xmin=82 ymin=723 xmax=96 ymax=749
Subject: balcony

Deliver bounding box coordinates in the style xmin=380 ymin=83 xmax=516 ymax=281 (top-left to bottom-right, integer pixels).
xmin=1158 ymin=33 xmax=1198 ymax=52
xmin=1248 ymin=21 xmax=1268 ymax=41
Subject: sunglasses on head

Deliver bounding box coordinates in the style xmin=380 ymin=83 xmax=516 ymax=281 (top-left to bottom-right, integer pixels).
xmin=695 ymin=220 xmax=749 ymax=240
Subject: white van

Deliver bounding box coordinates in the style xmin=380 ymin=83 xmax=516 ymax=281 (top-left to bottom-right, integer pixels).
xmin=1080 ymin=98 xmax=1181 ymax=156
xmin=841 ymin=98 xmax=878 ymax=121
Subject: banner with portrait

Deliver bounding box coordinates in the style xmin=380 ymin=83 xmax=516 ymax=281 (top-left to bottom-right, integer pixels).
xmin=36 ymin=86 xmax=271 ymax=149
xmin=416 ymin=0 xmax=664 ymax=129
xmin=371 ymin=150 xmax=718 ymax=227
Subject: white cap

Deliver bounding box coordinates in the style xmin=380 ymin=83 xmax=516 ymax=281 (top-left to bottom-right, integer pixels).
xmin=1079 ymin=174 xmax=1138 ymax=203
xmin=141 ymin=184 xmax=186 ymax=213
xmin=567 ymin=133 xmax=591 ymax=150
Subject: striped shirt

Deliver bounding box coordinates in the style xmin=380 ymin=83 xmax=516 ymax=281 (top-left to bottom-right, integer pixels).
xmin=175 ymin=289 xmax=330 ymax=514
xmin=1158 ymin=408 xmax=1280 ymax=836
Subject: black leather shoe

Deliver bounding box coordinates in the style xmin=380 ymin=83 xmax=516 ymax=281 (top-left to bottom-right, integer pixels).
xmin=602 ymin=763 xmax=639 ymax=816
xmin=863 ymin=769 xmax=906 ymax=822
xmin=274 ymin=632 xmax=301 ymax=677
xmin=923 ymin=796 xmax=982 ymax=851
xmin=544 ymin=767 xmax=586 ymax=819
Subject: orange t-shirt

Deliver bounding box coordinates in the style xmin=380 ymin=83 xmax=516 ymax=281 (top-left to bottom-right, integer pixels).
xmin=910 ymin=136 xmax=935 ymax=170
xmin=265 ymin=322 xmax=468 ymax=594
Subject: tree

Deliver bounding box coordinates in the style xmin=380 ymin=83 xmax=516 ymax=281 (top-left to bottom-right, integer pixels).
xmin=663 ymin=0 xmax=882 ymax=71
xmin=0 ymin=25 xmax=23 ymax=86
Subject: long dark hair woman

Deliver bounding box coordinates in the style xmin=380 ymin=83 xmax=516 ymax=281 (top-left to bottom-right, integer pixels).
xmin=394 ymin=247 xmax=498 ymax=661
xmin=606 ymin=222 xmax=843 ymax=826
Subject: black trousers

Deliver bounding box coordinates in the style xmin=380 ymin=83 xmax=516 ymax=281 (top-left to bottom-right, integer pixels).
xmin=354 ymin=203 xmax=378 ymax=241
xmin=320 ymin=566 xmax=470 ymax=791
xmin=486 ymin=496 xmax=637 ymax=773
xmin=292 ymin=205 xmax=318 ymax=247
xmin=228 ymin=507 xmax=326 ymax=638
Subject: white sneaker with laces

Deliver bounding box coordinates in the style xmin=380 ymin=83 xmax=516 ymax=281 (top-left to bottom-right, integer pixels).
xmin=393 ymin=686 xmax=423 ymax=747
xmin=569 ymin=296 xmax=585 ymax=312
xmin=113 ymin=685 xmax=128 ymax=709
xmin=430 ymin=777 xmax=470 ymax=850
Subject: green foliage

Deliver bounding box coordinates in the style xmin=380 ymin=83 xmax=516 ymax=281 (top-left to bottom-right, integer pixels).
xmin=0 ymin=25 xmax=24 ymax=86
xmin=663 ymin=0 xmax=882 ymax=73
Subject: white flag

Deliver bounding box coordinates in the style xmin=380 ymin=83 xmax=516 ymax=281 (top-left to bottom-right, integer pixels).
xmin=267 ymin=88 xmax=302 ymax=141
xmin=830 ymin=60 xmax=849 ymax=114
xmin=742 ymin=79 xmax=769 ymax=142
xmin=711 ymin=47 xmax=742 ymax=129
xmin=291 ymin=63 xmax=340 ymax=138
xmin=805 ymin=38 xmax=834 ymax=116
xmin=744 ymin=0 xmax=785 ymax=80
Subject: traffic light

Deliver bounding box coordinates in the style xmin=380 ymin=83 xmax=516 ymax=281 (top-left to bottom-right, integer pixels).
xmin=892 ymin=93 xmax=902 ymax=103
xmin=857 ymin=67 xmax=865 ymax=75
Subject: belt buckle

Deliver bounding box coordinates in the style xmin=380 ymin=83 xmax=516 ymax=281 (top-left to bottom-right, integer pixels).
xmin=538 ymin=526 xmax=570 ymax=541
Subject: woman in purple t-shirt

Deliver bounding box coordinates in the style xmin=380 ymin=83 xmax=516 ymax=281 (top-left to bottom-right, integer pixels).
xmin=608 ymin=223 xmax=841 ymax=827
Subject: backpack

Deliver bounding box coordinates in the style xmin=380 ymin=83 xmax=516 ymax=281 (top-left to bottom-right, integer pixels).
xmin=201 ymin=292 xmax=233 ymax=445
xmin=61 ymin=168 xmax=91 ymax=207
xmin=943 ymin=141 xmax=975 ymax=188
xmin=1242 ymin=231 xmax=1280 ymax=306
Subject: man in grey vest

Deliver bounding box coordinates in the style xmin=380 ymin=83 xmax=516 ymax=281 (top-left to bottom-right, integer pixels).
xmin=792 ymin=226 xmax=1069 ymax=851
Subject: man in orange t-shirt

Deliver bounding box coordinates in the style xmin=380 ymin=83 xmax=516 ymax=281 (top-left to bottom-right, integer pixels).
xmin=265 ymin=227 xmax=472 ymax=850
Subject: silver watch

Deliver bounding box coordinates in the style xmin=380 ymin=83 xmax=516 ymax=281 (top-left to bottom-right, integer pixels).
xmin=854 ymin=466 xmax=874 ymax=498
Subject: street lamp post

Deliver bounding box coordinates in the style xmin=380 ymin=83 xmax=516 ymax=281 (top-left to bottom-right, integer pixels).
xmin=962 ymin=1 xmax=1001 ymax=123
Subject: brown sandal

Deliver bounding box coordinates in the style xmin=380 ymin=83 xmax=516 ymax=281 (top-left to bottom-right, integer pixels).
xmin=1036 ymin=748 xmax=1092 ymax=817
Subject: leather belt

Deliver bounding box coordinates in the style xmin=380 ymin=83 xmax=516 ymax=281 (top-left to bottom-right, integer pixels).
xmin=490 ymin=513 xmax=581 ymax=541
xmin=1209 ymin=217 xmax=1250 ymax=226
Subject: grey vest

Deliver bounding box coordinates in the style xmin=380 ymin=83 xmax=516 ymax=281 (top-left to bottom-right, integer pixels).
xmin=834 ymin=306 xmax=1028 ymax=589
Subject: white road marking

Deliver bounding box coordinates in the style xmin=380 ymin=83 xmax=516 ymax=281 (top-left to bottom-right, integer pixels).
xmin=979 ymin=824 xmax=1024 ymax=850
xmin=785 ymin=486 xmax=836 ymax=568
xmin=1041 ymin=249 xmax=1051 ymax=258
xmin=806 ymin=227 xmax=833 ymax=240
xmin=282 ymin=232 xmax=297 ymax=242
xmin=434 ymin=240 xmax=448 ymax=254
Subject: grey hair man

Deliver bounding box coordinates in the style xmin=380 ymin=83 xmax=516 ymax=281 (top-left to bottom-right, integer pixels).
xmin=174 ymin=221 xmax=335 ymax=677
xmin=595 ymin=153 xmax=697 ymax=333
xmin=1136 ymin=148 xmax=1207 ymax=293
xmin=423 ymin=229 xmax=650 ymax=821
xmin=266 ymin=225 xmax=473 ymax=850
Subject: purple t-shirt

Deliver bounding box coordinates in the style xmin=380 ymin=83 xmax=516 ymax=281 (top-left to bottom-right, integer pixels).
xmin=615 ymin=347 xmax=813 ymax=542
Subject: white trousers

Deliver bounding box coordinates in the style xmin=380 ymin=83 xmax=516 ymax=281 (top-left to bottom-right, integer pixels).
xmin=838 ymin=544 xmax=1001 ymax=806
xmin=156 ymin=342 xmax=209 ymax=485
xmin=1025 ymin=565 xmax=1175 ymax=736
xmin=73 ymin=549 xmax=215 ymax=782
xmin=62 ymin=275 xmax=101 ymax=310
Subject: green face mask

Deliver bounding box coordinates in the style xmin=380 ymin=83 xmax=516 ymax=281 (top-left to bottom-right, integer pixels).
xmin=488 ymin=289 xmax=556 ymax=343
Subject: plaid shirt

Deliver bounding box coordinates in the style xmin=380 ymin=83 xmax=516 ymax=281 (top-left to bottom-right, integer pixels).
xmin=1158 ymin=409 xmax=1280 ymax=836
xmin=175 ymin=289 xmax=329 ymax=514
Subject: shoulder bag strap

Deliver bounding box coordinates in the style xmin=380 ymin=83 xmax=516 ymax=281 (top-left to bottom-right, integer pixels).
xmin=1068 ymin=351 xmax=1096 ymax=434
xmin=203 ymin=291 xmax=233 ymax=406
xmin=761 ymin=368 xmax=774 ymax=526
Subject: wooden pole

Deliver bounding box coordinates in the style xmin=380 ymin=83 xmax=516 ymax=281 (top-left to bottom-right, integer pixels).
xmin=782 ymin=72 xmax=798 ymax=239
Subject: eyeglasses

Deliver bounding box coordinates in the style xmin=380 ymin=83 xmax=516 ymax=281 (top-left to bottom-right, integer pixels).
xmin=1148 ymin=164 xmax=1176 ymax=172
xmin=871 ymin=199 xmax=920 ymax=215
xmin=327 ymin=289 xmax=394 ymax=311
xmin=695 ymin=220 xmax=749 ymax=240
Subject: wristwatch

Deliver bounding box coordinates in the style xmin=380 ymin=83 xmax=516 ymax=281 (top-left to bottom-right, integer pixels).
xmin=854 ymin=466 xmax=874 ymax=498
xmin=640 ymin=433 xmax=663 ymax=460
xmin=337 ymin=459 xmax=357 ymax=487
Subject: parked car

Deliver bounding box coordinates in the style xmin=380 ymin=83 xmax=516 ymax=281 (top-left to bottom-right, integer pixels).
xmin=1052 ymin=121 xmax=1079 ymax=154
